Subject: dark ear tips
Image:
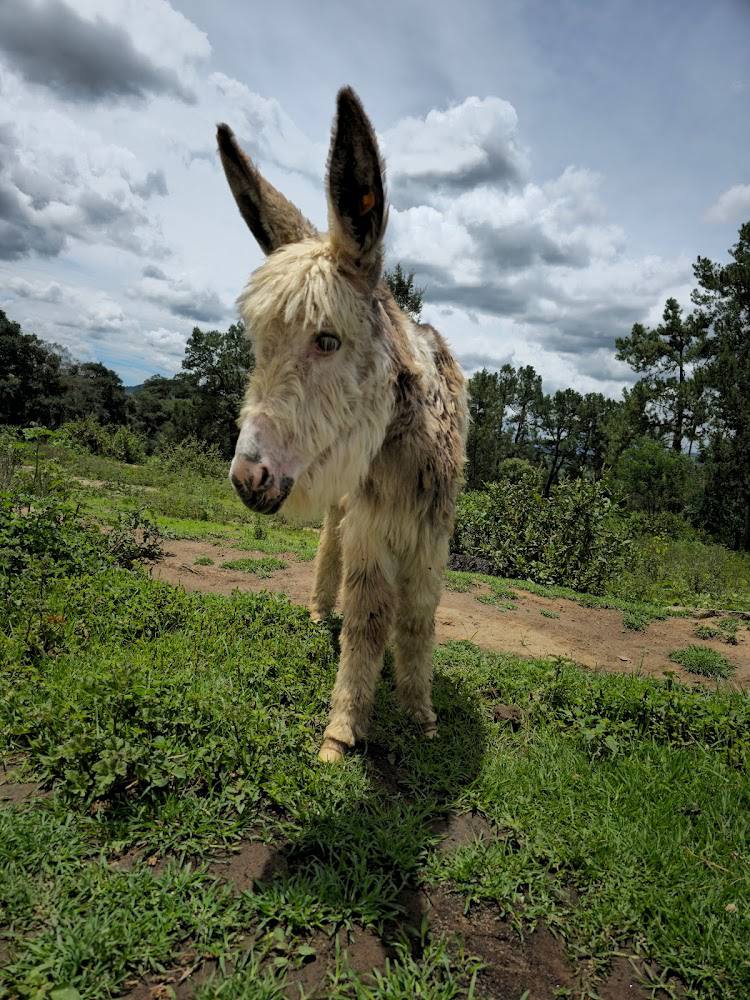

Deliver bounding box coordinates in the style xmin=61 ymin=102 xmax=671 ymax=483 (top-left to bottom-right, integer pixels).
xmin=216 ymin=123 xmax=238 ymax=158
xmin=327 ymin=85 xmax=386 ymax=261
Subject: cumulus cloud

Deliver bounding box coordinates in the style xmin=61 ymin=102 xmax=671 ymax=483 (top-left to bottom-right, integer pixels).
xmin=705 ymin=183 xmax=750 ymax=224
xmin=378 ymin=96 xmax=692 ymax=383
xmin=0 ymin=1 xmax=695 ymax=393
xmin=209 ymin=73 xmax=326 ymax=182
xmin=0 ymin=0 xmax=197 ymax=104
xmin=382 ymin=96 xmax=529 ymax=209
xmin=5 ymin=277 xmax=65 ymax=303
xmin=130 ymin=170 xmax=168 ymax=199
xmin=131 ymin=270 xmax=229 ymax=324
xmin=142 ymin=263 xmax=168 ymax=280
xmin=0 ymin=119 xmax=169 ymax=260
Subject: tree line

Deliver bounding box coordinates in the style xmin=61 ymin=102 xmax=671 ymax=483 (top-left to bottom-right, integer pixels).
xmin=1 ymin=227 xmax=748 ymax=547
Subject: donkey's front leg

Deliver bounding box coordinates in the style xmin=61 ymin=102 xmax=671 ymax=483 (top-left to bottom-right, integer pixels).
xmin=393 ymin=541 xmax=445 ymax=739
xmin=319 ymin=534 xmax=394 ymax=762
xmin=311 ymin=502 xmax=343 ymax=621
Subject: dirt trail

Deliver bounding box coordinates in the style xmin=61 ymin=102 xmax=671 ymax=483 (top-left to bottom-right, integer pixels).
xmin=153 ymin=539 xmax=750 ymax=690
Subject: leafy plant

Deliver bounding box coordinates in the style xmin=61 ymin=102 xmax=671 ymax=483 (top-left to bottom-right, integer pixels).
xmin=452 ymin=479 xmax=629 ymax=594
xmin=106 ymin=510 xmax=164 ymax=569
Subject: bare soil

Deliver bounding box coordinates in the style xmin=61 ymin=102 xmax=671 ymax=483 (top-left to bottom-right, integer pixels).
xmin=153 ymin=539 xmax=750 ymax=689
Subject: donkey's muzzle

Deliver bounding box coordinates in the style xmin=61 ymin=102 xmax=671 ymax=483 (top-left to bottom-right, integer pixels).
xmin=230 ymin=453 xmax=293 ymax=515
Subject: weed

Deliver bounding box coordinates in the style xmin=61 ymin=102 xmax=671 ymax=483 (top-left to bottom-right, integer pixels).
xmin=220 ymin=557 xmax=287 ymax=578
xmin=622 ymin=610 xmax=648 ymax=631
xmin=195 ymin=556 xmax=215 ymax=566
xmin=694 ymin=624 xmax=721 ymax=640
xmin=669 ymin=645 xmax=734 ymax=679
xmin=540 ymin=609 xmax=560 ymax=619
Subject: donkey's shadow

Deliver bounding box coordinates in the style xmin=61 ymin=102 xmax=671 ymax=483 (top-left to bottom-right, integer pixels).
xmin=250 ymin=661 xmax=487 ymax=947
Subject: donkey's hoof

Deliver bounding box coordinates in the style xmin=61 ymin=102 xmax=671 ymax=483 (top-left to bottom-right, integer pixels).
xmin=422 ymin=722 xmax=439 ymax=740
xmin=318 ymin=737 xmax=348 ymax=763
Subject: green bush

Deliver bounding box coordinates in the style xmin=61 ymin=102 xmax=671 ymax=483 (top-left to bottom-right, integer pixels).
xmin=0 ymin=427 xmax=22 ymax=489
xmin=61 ymin=416 xmax=147 ymax=464
xmin=155 ymin=435 xmax=226 ymax=479
xmin=612 ymin=534 xmax=750 ymax=609
xmin=451 ymin=479 xmax=629 ymax=593
xmin=609 ymin=437 xmax=702 ymax=517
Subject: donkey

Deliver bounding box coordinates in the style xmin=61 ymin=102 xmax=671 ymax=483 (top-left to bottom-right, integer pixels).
xmin=217 ymin=87 xmax=468 ymax=762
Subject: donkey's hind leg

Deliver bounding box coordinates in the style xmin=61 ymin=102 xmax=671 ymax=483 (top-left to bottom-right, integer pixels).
xmin=393 ymin=538 xmax=446 ymax=738
xmin=319 ymin=527 xmax=395 ymax=761
xmin=311 ymin=502 xmax=343 ymax=621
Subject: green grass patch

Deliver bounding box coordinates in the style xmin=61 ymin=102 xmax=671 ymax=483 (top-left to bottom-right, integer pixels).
xmin=195 ymin=556 xmax=214 ymax=566
xmin=669 ymin=645 xmax=735 ymax=679
xmin=540 ymin=609 xmax=560 ymax=619
xmin=220 ymin=556 xmax=287 ymax=578
xmin=444 ymin=570 xmax=479 ymax=593
xmin=694 ymin=624 xmax=722 ymax=640
xmin=476 ymin=579 xmax=517 ymax=610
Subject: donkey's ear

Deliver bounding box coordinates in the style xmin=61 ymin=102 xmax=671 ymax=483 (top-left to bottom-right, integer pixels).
xmin=326 ymin=87 xmax=386 ymax=272
xmin=217 ymin=123 xmax=316 ymax=254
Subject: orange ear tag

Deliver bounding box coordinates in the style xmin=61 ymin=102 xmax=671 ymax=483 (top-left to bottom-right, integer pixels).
xmin=360 ymin=191 xmax=375 ymax=215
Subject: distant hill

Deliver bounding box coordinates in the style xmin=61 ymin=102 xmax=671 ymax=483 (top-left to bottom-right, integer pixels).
xmin=124 ymin=384 xmax=144 ymax=394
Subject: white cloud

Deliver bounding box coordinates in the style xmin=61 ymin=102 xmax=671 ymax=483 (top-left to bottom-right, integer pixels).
xmin=130 ymin=269 xmax=230 ymax=324
xmin=0 ymin=2 xmax=698 ymax=393
xmin=705 ymin=183 xmax=750 ymax=224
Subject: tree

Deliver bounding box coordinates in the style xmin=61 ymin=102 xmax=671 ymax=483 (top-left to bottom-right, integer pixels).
xmin=465 ymin=366 xmax=517 ymax=487
xmin=616 ymin=297 xmax=707 ymax=452
xmin=510 ymin=365 xmax=543 ymax=450
xmin=127 ymin=374 xmax=198 ymax=448
xmin=611 ymin=437 xmax=700 ymax=516
xmin=537 ymin=388 xmax=583 ymax=495
xmin=575 ymin=392 xmax=619 ymax=480
xmin=691 ymin=220 xmax=750 ymax=547
xmin=181 ymin=321 xmax=255 ymax=455
xmin=59 ymin=361 xmax=128 ymax=425
xmin=0 ymin=310 xmax=62 ymax=426
xmin=384 ymin=263 xmax=424 ymax=322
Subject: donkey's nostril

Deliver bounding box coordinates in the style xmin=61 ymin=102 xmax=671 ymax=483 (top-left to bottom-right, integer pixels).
xmin=257 ymin=465 xmax=270 ymax=488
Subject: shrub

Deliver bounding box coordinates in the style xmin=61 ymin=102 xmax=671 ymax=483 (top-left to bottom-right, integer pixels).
xmin=156 ymin=436 xmax=226 ymax=479
xmin=0 ymin=427 xmax=22 ymax=490
xmin=612 ymin=534 xmax=750 ymax=608
xmin=106 ymin=510 xmax=164 ymax=569
xmin=451 ymin=479 xmax=629 ymax=593
xmin=61 ymin=416 xmax=147 ymax=464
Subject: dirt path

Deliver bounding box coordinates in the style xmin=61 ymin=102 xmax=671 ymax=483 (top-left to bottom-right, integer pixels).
xmin=153 ymin=539 xmax=750 ymax=690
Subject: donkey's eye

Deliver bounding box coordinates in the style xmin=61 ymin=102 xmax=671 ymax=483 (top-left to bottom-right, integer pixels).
xmin=314 ymin=332 xmax=341 ymax=354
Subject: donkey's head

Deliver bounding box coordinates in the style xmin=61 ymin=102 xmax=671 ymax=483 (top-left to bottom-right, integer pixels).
xmin=217 ymin=87 xmax=392 ymax=517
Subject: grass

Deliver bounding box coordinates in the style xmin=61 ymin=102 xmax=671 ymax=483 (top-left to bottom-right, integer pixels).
xmin=540 ymin=609 xmax=560 ymax=619
xmin=220 ymin=556 xmax=287 ymax=578
xmin=1 ymin=586 xmax=748 ymax=996
xmin=449 ymin=568 xmax=671 ymax=630
xmin=195 ymin=556 xmax=215 ymax=566
xmin=669 ymin=645 xmax=735 ymax=679
xmin=3 ymin=446 xmax=750 ymax=998
xmin=694 ymin=617 xmax=741 ymax=645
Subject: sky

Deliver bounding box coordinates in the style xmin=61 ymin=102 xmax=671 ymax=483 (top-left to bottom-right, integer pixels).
xmin=0 ymin=0 xmax=748 ymax=393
